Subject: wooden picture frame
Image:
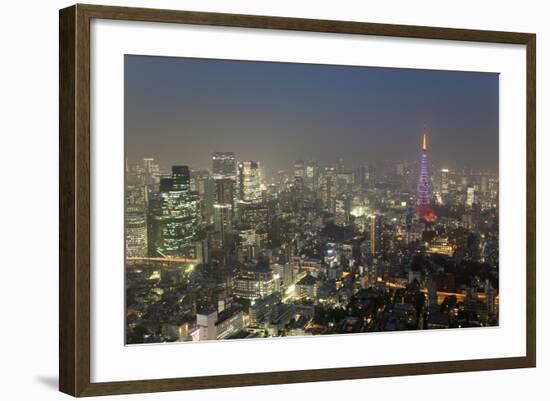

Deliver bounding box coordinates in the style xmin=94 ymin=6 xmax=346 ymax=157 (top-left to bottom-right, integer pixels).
xmin=59 ymin=3 xmax=536 ymax=397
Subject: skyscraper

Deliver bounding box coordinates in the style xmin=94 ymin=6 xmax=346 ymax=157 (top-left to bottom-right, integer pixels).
xmin=416 ymin=133 xmax=436 ymax=222
xmin=172 ymin=165 xmax=191 ymax=190
xmin=191 ymin=170 xmax=215 ymax=225
xmin=320 ymin=167 xmax=337 ymax=215
xmin=126 ymin=213 xmax=148 ymax=257
xmin=294 ymin=160 xmax=306 ymax=179
xmin=150 ymin=166 xmax=200 ymax=258
xmin=125 ymin=159 xmax=149 ymax=257
xmin=466 ymin=187 xmax=475 ymax=208
xmin=214 ymin=178 xmax=235 ymax=238
xmin=237 ymin=161 xmax=262 ymax=204
xmin=212 ymin=152 xmax=236 ymax=180
xmin=440 ymin=168 xmax=450 ymax=195
xmin=335 ymin=195 xmax=352 ymax=226
xmin=125 ymin=183 xmax=148 ymax=258
xmin=305 ymin=160 xmax=318 ymax=191
xmin=369 ymin=214 xmax=382 ymax=257
xmin=142 ymin=157 xmax=161 ymax=189
xmin=212 ymin=152 xmax=237 ymax=243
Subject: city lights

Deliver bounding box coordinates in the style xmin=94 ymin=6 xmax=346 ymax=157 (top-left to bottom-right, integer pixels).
xmin=124 ymin=57 xmax=499 ymax=345
xmin=125 ymin=138 xmax=499 ymax=344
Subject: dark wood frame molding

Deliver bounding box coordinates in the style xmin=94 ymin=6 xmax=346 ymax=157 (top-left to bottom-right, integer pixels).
xmin=59 ymin=3 xmax=536 ymax=397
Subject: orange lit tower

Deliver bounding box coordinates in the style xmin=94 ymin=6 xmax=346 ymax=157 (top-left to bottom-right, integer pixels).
xmin=416 ymin=132 xmax=437 ymax=222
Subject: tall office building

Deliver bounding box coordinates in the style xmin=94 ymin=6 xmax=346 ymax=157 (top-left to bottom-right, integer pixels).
xmin=143 ymin=158 xmax=158 ymax=174
xmin=215 ymin=178 xmax=235 ymax=206
xmin=171 ymin=165 xmax=191 ymax=189
xmin=335 ymin=195 xmax=352 ymax=226
xmin=212 ymin=152 xmax=237 ymax=241
xmin=214 ymin=178 xmax=235 ymax=238
xmin=149 ymin=166 xmax=200 ymax=258
xmin=466 ymin=187 xmax=475 ymax=208
xmin=479 ymin=174 xmax=489 ymax=195
xmin=125 ymin=183 xmax=148 ymax=257
xmin=238 ymin=228 xmax=257 ymax=261
xmin=355 ymin=165 xmax=367 ymax=188
xmin=336 ymin=171 xmax=355 ymax=193
xmin=320 ymin=167 xmax=337 ymax=214
xmin=191 ymin=170 xmax=215 ymax=225
xmin=237 ymin=161 xmax=262 ymax=204
xmin=142 ymin=157 xmax=161 ymax=189
xmin=212 ymin=152 xmax=236 ymax=180
xmin=305 ymin=160 xmax=318 ymax=191
xmin=294 ymin=160 xmax=306 ymax=179
xmin=440 ymin=168 xmax=450 ymax=195
xmin=369 ymin=214 xmax=383 ymax=257
xmin=416 ymin=133 xmax=436 ymax=222
xmin=126 ymin=213 xmax=148 ymax=257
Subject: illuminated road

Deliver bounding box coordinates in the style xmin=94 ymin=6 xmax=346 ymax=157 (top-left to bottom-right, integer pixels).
xmin=127 ymin=256 xmax=197 ymax=263
xmin=126 ymin=257 xmax=197 ymax=269
xmin=384 ymin=281 xmax=493 ymax=303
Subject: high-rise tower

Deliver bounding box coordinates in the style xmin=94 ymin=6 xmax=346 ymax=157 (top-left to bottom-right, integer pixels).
xmin=237 ymin=161 xmax=262 ymax=204
xmin=149 ymin=166 xmax=200 ymax=258
xmin=416 ymin=133 xmax=436 ymax=222
xmin=212 ymin=152 xmax=236 ymax=180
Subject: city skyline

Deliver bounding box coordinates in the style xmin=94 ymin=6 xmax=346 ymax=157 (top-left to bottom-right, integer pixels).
xmin=125 ymin=55 xmax=499 ymax=176
xmin=125 ymin=56 xmax=499 ymax=345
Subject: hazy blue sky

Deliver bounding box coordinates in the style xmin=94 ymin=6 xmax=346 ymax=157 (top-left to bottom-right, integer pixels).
xmin=125 ymin=55 xmax=498 ymax=175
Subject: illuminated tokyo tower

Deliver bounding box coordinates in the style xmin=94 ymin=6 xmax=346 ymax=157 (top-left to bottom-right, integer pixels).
xmin=416 ymin=132 xmax=436 ymax=222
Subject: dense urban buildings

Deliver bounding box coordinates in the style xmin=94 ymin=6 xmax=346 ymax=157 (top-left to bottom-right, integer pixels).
xmin=124 ymin=56 xmax=498 ymax=344
xmin=125 ymin=133 xmax=499 ymax=344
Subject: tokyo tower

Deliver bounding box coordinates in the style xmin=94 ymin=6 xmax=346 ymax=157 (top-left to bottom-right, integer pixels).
xmin=416 ymin=132 xmax=436 ymax=222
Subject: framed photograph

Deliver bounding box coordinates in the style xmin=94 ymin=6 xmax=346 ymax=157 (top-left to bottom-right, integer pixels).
xmin=59 ymin=4 xmax=536 ymax=397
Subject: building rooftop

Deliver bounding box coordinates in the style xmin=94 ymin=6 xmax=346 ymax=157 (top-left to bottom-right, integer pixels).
xmin=197 ymin=308 xmax=217 ymax=316
xmin=216 ymin=304 xmax=243 ymax=325
xmin=297 ymin=274 xmax=317 ymax=286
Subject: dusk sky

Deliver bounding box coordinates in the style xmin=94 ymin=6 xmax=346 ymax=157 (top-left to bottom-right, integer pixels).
xmin=125 ymin=55 xmax=499 ymax=176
